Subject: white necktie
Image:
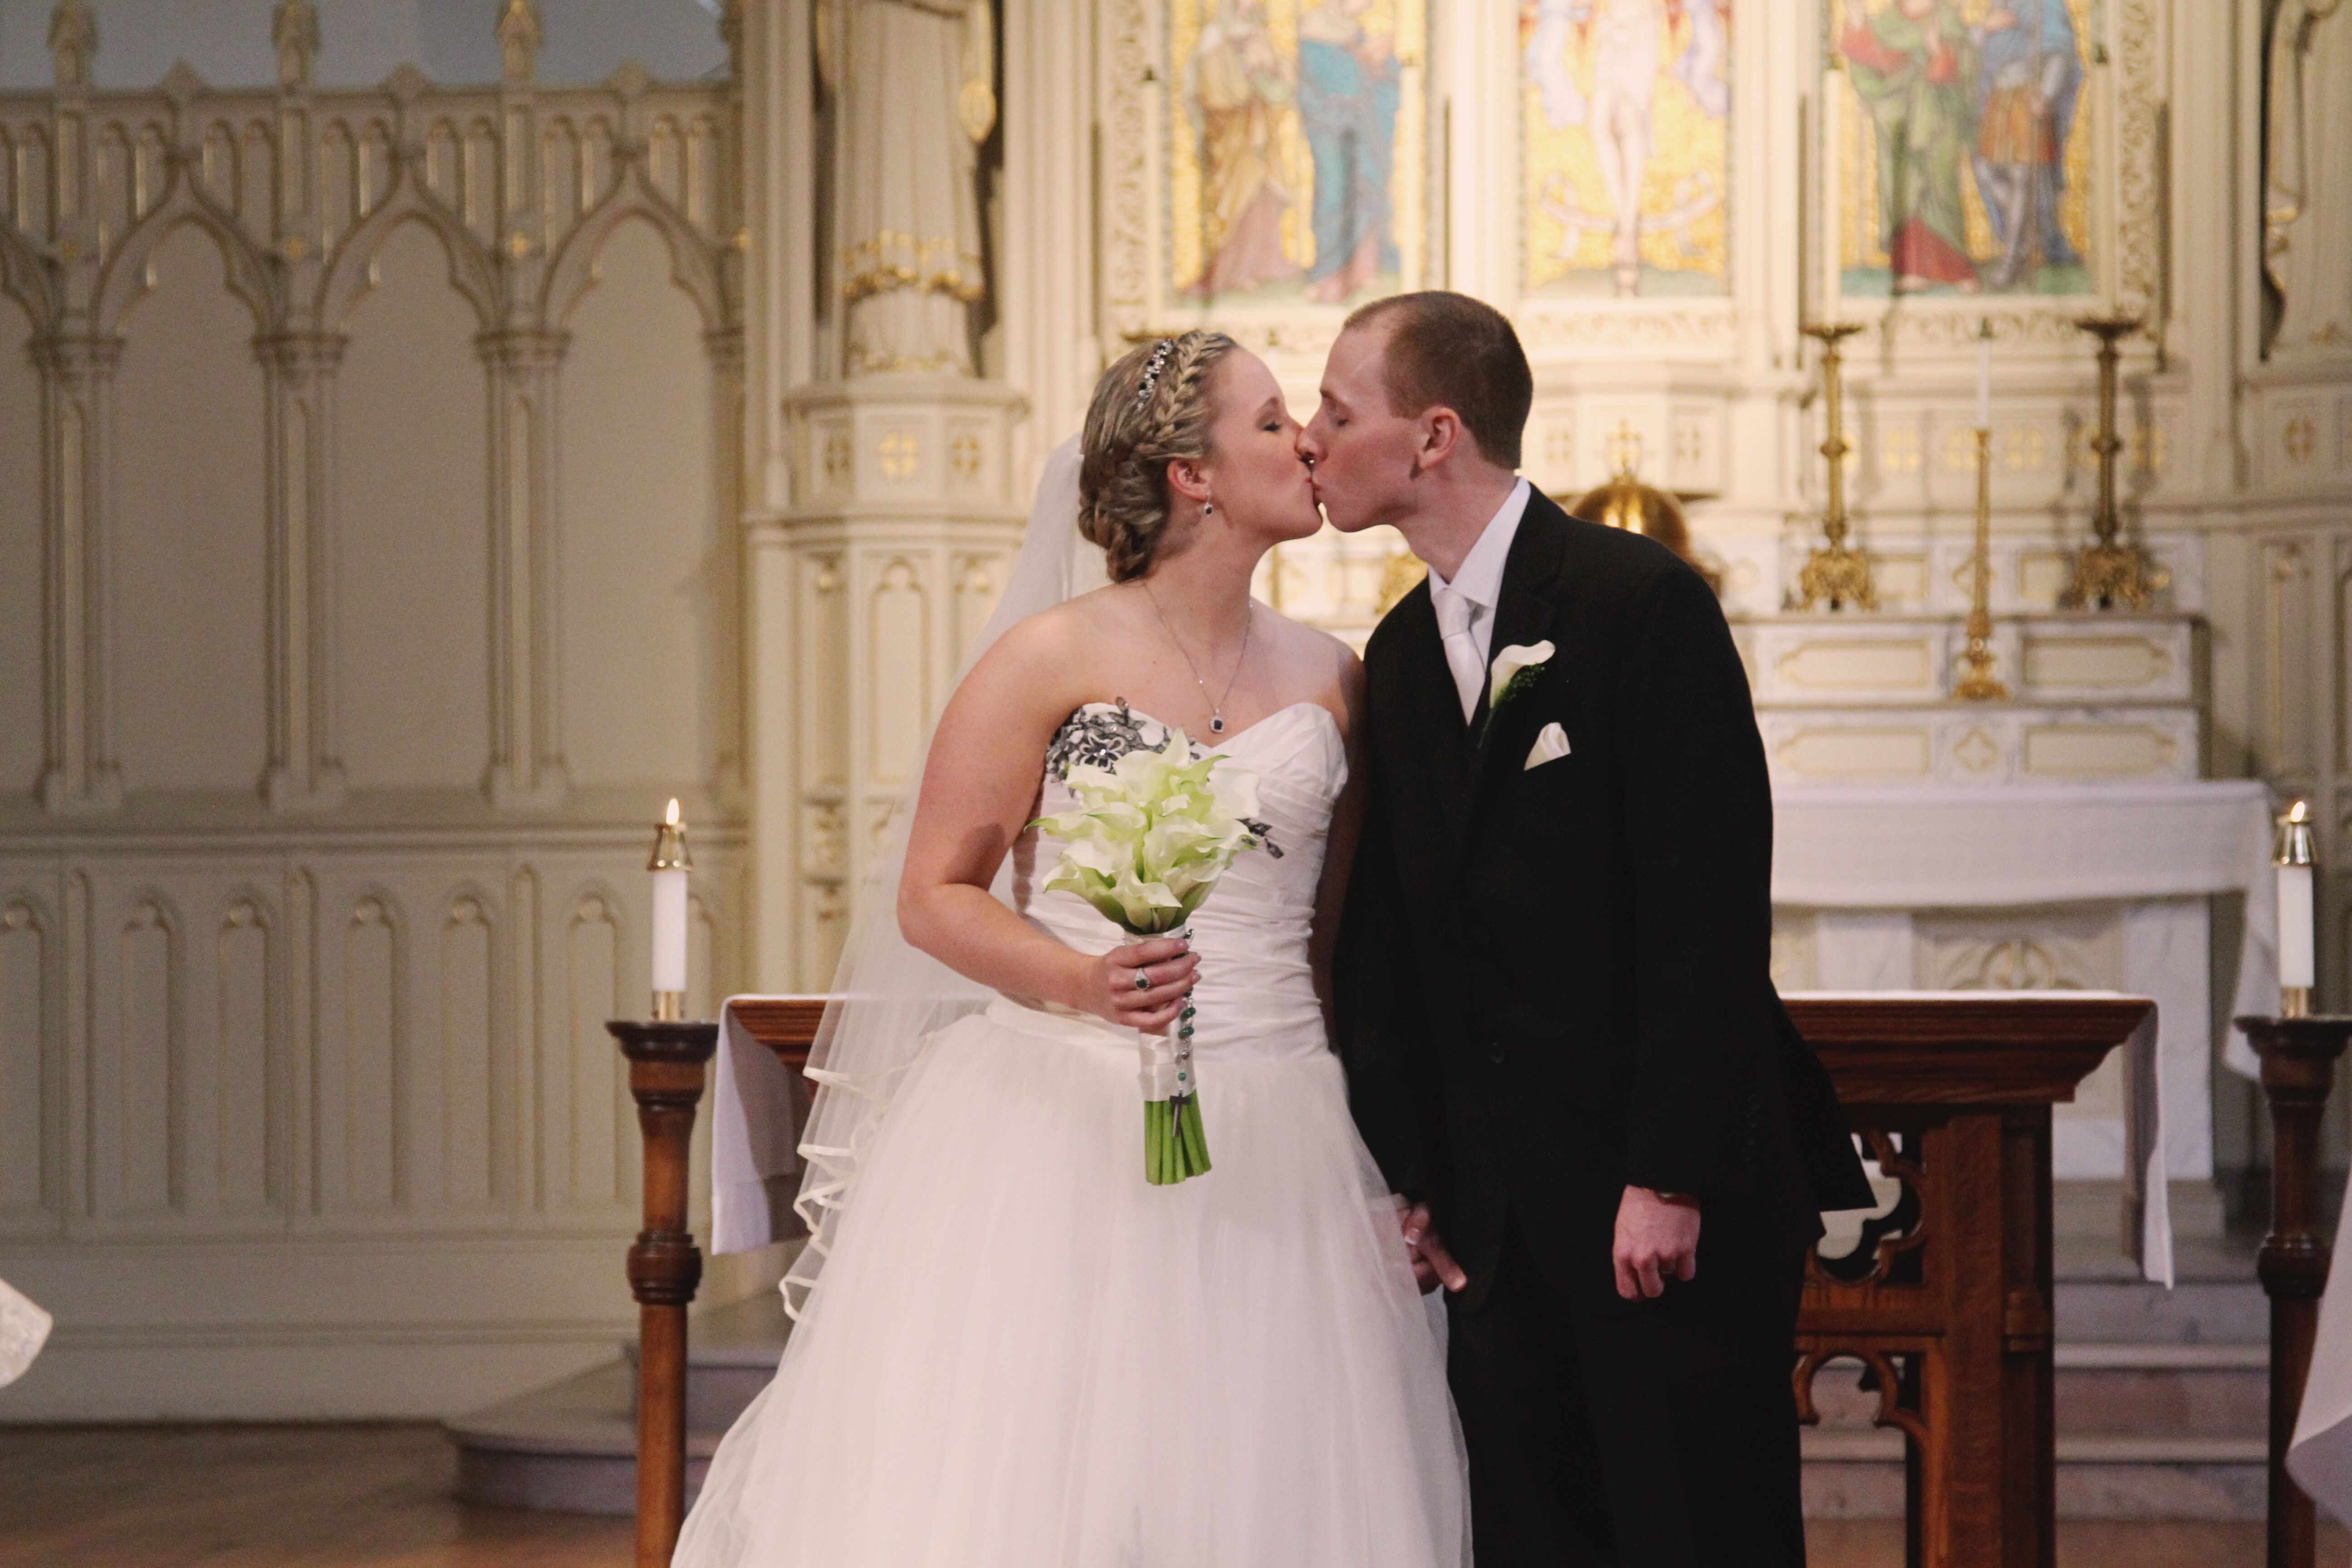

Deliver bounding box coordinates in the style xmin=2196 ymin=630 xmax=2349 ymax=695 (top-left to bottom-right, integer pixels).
xmin=1431 ymin=583 xmax=1485 ymax=724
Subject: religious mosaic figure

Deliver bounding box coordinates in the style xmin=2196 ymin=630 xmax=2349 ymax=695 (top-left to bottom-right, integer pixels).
xmin=1971 ymin=0 xmax=2083 ymax=290
xmin=1838 ymin=0 xmax=1981 ymax=293
xmin=1185 ymin=0 xmax=1302 ymax=299
xmin=1673 ymin=0 xmax=1730 ymax=117
xmin=1298 ymin=0 xmax=1402 ymax=303
xmin=1524 ymin=0 xmax=1729 ymax=298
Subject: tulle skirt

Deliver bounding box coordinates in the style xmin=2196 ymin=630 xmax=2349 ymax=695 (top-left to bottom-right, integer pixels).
xmin=674 ymin=1001 xmax=1468 ymax=1568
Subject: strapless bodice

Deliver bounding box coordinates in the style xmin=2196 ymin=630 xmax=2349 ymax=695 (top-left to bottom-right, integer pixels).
xmin=998 ymin=701 xmax=1347 ymax=1062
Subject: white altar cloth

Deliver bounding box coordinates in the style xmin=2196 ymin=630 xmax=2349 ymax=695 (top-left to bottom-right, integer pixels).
xmin=710 ymin=995 xmax=813 ymax=1256
xmin=1772 ymin=780 xmax=2282 ymax=1076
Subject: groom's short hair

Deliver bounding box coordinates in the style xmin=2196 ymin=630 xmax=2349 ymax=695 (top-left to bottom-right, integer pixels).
xmin=1344 ymin=291 xmax=1532 ymax=470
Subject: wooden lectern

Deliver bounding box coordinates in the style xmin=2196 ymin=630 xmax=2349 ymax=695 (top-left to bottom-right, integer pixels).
xmin=1787 ymin=993 xmax=2154 ymax=1568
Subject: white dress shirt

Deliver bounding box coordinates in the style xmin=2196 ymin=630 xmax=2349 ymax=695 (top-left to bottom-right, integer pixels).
xmin=1425 ymin=477 xmax=1532 ymax=721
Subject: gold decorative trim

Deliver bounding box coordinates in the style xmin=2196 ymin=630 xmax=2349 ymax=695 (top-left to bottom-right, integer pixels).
xmin=840 ymin=230 xmax=984 ymax=303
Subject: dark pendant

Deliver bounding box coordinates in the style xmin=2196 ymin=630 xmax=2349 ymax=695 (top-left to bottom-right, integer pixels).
xmin=1210 ymin=715 xmax=1225 ymax=733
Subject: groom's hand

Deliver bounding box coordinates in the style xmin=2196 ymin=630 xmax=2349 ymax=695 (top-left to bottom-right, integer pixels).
xmin=1397 ymin=1200 xmax=1467 ymax=1295
xmin=1613 ymin=1186 xmax=1700 ymax=1300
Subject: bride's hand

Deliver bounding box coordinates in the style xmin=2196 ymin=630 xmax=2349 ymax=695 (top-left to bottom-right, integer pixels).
xmin=1073 ymin=936 xmax=1198 ymax=1034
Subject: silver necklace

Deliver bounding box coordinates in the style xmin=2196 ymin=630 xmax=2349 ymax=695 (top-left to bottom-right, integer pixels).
xmin=1142 ymin=583 xmax=1253 ymax=735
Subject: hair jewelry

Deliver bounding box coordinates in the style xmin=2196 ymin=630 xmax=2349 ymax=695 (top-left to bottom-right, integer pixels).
xmin=1133 ymin=338 xmax=1176 ymax=407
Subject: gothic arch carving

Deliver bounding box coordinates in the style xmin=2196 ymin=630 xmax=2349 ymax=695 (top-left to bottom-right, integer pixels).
xmin=0 ymin=221 xmax=56 ymax=333
xmin=317 ymin=157 xmax=499 ymax=335
xmin=541 ymin=157 xmax=725 ymax=334
xmin=92 ymin=167 xmax=277 ymax=338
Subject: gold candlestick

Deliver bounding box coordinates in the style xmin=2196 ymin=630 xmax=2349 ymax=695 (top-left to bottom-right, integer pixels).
xmin=1952 ymin=424 xmax=2009 ymax=701
xmin=2061 ymin=313 xmax=2169 ymax=610
xmin=1797 ymin=321 xmax=1875 ymax=611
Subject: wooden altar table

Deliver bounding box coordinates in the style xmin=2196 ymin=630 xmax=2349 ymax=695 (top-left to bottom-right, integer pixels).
xmin=1787 ymin=993 xmax=2155 ymax=1568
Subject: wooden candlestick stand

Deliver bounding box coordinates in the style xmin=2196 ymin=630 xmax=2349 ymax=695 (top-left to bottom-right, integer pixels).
xmin=608 ymin=1018 xmax=721 ymax=1568
xmin=2240 ymin=1013 xmax=2352 ymax=1568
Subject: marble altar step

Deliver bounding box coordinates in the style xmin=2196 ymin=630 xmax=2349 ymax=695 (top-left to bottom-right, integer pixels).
xmin=1804 ymin=1230 xmax=2271 ymax=1520
xmin=443 ymin=1292 xmax=791 ymax=1516
xmin=623 ymin=1289 xmax=792 ymax=1434
xmin=1801 ymin=1424 xmax=2271 ymax=1522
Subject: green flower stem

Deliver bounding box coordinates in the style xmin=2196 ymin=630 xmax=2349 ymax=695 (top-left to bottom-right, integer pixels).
xmin=1180 ymin=1095 xmax=1210 ymax=1174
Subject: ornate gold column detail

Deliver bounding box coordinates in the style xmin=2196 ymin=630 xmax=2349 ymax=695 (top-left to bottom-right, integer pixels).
xmin=1796 ymin=321 xmax=1875 ymax=612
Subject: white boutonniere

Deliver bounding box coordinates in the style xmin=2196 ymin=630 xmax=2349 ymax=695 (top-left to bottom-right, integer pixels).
xmin=1487 ymin=640 xmax=1554 ymax=716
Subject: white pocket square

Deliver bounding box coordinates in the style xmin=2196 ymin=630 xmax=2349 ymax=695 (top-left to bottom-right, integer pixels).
xmin=1524 ymin=722 xmax=1571 ymax=770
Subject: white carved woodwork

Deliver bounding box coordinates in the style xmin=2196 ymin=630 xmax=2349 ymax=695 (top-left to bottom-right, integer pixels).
xmin=0 ymin=16 xmax=750 ymax=1417
xmin=763 ymin=374 xmax=1027 ymax=990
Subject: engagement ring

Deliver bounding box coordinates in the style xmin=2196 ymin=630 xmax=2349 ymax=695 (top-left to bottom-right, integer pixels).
xmin=1134 ymin=972 xmax=1152 ymax=991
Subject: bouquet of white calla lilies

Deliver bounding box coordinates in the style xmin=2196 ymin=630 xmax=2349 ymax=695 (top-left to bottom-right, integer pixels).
xmin=1034 ymin=730 xmax=1272 ymax=1185
xmin=1039 ymin=739 xmax=1265 ymax=935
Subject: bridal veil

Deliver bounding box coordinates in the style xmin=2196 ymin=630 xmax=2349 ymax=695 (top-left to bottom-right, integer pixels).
xmin=746 ymin=437 xmax=1106 ymax=1317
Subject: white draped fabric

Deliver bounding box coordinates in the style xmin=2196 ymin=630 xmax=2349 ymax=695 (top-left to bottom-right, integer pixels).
xmin=710 ymin=999 xmax=811 ymax=1256
xmin=1772 ymin=779 xmax=2283 ymax=1076
xmin=2291 ymin=1173 xmax=2352 ymax=1523
xmin=0 ymin=1278 xmax=51 ymax=1388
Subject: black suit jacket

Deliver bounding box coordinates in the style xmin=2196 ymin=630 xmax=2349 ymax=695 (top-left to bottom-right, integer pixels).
xmin=1338 ymin=491 xmax=1872 ymax=1313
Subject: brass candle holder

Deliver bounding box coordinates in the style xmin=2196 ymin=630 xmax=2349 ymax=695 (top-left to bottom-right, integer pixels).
xmin=1797 ymin=321 xmax=1876 ymax=611
xmin=1953 ymin=422 xmax=2009 ymax=701
xmin=2061 ymin=313 xmax=2169 ymax=611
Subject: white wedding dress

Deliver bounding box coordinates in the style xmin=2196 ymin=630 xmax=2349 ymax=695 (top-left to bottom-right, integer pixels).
xmin=675 ymin=699 xmax=1466 ymax=1568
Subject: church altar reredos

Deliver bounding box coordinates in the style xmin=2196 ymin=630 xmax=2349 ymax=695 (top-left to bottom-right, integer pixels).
xmin=0 ymin=0 xmax=2344 ymax=1422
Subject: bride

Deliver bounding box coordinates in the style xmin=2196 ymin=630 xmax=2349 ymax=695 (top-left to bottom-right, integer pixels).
xmin=674 ymin=331 xmax=1466 ymax=1567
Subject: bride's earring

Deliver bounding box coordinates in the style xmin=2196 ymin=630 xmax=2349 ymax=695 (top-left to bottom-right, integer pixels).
xmin=1202 ymin=495 xmax=1215 ymax=516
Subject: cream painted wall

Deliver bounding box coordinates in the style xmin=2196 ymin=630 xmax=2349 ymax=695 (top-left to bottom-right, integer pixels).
xmin=0 ymin=295 xmax=40 ymax=795
xmin=112 ymin=224 xmax=271 ymax=796
xmin=560 ymin=215 xmax=734 ymax=795
xmin=336 ymin=216 xmax=494 ymax=795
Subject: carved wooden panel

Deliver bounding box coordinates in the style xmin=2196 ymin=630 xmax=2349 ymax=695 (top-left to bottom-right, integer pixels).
xmin=0 ymin=894 xmax=50 ymax=1226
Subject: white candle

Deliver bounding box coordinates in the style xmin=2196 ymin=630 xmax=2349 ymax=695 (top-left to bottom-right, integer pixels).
xmin=1798 ymin=97 xmax=1814 ymax=331
xmin=1975 ymin=323 xmax=1992 ymax=431
xmin=652 ymin=798 xmax=689 ymax=999
xmin=1819 ymin=82 xmax=1842 ymax=314
xmin=2279 ymin=799 xmax=2316 ymax=991
xmin=2280 ymin=865 xmax=2316 ymax=990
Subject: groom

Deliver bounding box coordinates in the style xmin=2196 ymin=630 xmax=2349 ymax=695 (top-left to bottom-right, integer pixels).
xmin=1304 ymin=292 xmax=1872 ymax=1568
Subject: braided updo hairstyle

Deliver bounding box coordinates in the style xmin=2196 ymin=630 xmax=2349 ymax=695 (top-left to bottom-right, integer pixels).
xmin=1078 ymin=329 xmax=1240 ymax=582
